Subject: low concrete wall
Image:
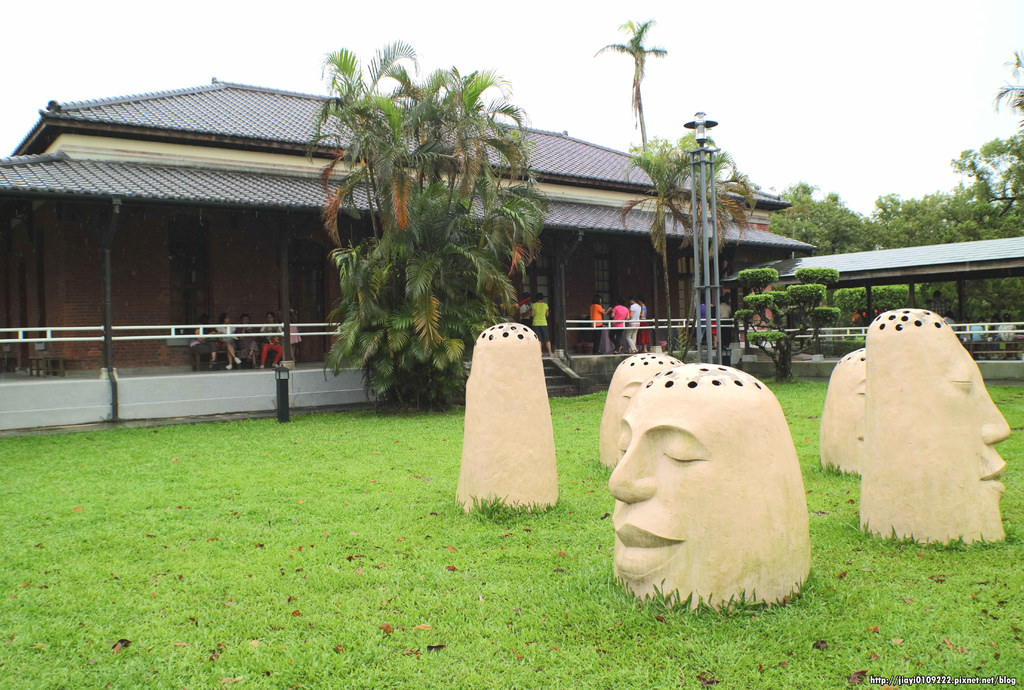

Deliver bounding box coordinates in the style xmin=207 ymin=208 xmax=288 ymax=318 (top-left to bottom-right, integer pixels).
xmin=0 ymin=378 xmax=111 ymax=430
xmin=0 ymin=367 xmax=370 ymax=432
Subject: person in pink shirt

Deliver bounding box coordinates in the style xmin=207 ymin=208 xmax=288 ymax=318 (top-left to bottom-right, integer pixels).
xmin=610 ymin=299 xmax=630 ymax=354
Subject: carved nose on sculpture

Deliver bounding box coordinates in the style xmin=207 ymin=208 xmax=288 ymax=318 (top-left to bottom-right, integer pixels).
xmin=609 ymin=455 xmax=658 ymax=504
xmin=981 ymin=419 xmax=1010 ymax=446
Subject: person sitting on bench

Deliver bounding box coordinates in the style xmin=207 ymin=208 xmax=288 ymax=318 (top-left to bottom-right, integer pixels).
xmin=189 ymin=315 xmax=217 ymax=368
xmin=260 ymin=311 xmax=283 ymax=368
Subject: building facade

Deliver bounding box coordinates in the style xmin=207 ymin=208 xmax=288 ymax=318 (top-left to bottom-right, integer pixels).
xmin=0 ymin=81 xmax=811 ymax=372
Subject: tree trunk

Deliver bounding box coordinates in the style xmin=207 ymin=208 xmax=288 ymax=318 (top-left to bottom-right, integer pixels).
xmin=774 ymin=337 xmax=794 ymax=382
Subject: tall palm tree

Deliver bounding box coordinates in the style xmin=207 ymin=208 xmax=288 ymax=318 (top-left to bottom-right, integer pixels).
xmin=596 ymin=19 xmax=667 ymax=152
xmin=995 ymin=50 xmax=1024 ymax=130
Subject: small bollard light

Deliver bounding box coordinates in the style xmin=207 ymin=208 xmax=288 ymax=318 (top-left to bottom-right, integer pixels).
xmin=275 ymin=366 xmax=290 ymax=423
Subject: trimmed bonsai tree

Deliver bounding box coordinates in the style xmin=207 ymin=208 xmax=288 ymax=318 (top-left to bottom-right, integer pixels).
xmin=734 ymin=267 xmax=841 ymax=381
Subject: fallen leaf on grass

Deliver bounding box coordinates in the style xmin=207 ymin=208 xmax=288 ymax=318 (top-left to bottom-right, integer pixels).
xmin=868 ymin=626 xmax=879 ymax=633
xmin=812 ymin=640 xmax=827 ymax=650
xmin=837 ymin=572 xmax=847 ymax=580
xmin=942 ymin=637 xmax=967 ymax=654
xmin=446 ymin=566 xmax=458 ymax=572
xmin=291 ymin=610 xmax=302 ymax=616
xmin=655 ymin=616 xmax=667 ymax=623
xmin=848 ymin=670 xmax=868 ymax=684
xmin=892 ymin=638 xmax=904 ymax=645
xmin=414 ymin=624 xmax=432 ymax=631
xmin=902 ymin=598 xmax=914 ymax=604
xmin=32 ymin=642 xmax=47 ymax=649
xmin=870 ymin=652 xmax=879 ymax=661
xmin=72 ymin=507 xmax=83 ymax=513
xmin=697 ymin=670 xmax=718 ymax=686
xmin=427 ymin=644 xmax=446 ymax=652
xmin=220 ymin=678 xmax=243 ymax=684
xmin=249 ymin=640 xmax=259 ymax=648
xmin=112 ymin=639 xmax=131 ymax=654
xmin=380 ymin=624 xmax=393 ymax=635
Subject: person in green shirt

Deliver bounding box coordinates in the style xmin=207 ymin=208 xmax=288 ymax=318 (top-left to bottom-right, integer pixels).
xmin=530 ymin=292 xmax=553 ymax=356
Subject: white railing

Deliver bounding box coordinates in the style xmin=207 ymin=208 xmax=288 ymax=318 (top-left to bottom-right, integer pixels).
xmin=0 ymin=322 xmax=337 ymax=345
xmin=565 ymin=317 xmax=732 ymax=332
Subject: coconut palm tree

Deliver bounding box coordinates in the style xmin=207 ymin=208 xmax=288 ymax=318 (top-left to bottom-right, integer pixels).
xmin=595 ymin=19 xmax=667 ymax=152
xmin=995 ymin=50 xmax=1024 ymax=130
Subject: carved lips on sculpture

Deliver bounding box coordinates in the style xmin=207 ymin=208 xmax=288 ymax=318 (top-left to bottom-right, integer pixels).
xmin=609 ymin=364 xmax=810 ymax=609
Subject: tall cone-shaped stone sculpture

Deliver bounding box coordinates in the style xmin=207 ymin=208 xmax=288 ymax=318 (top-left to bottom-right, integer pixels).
xmin=819 ymin=348 xmax=866 ymax=474
xmin=457 ymin=323 xmax=558 ymax=511
xmin=599 ymin=354 xmax=681 ymax=469
xmin=861 ymin=309 xmax=1009 ymax=543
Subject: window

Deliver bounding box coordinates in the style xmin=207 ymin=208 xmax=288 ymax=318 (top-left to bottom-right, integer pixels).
xmin=168 ymin=215 xmax=209 ymax=326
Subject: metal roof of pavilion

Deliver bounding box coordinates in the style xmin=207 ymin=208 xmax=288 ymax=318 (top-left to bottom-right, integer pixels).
xmin=725 ymin=236 xmax=1024 ymax=286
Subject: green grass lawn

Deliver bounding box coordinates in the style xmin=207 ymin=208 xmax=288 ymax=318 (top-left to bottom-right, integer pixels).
xmin=1 ymin=381 xmax=1022 ymax=688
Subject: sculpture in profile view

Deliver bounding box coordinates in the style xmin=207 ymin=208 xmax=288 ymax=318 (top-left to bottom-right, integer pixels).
xmin=860 ymin=309 xmax=1009 ymax=543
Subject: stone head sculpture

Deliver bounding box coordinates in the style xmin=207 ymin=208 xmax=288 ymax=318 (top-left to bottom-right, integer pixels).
xmin=820 ymin=348 xmax=867 ymax=474
xmin=609 ymin=364 xmax=810 ymax=609
xmin=599 ymin=354 xmax=682 ymax=469
xmin=457 ymin=323 xmax=558 ymax=511
xmin=861 ymin=309 xmax=1009 ymax=543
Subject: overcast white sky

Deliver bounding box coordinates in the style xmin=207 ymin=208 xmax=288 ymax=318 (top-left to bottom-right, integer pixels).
xmin=2 ymin=0 xmax=1021 ymax=216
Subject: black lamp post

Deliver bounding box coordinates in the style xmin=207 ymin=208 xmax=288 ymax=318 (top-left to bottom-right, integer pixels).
xmin=684 ymin=112 xmax=723 ymax=365
xmin=275 ymin=366 xmax=290 ymax=423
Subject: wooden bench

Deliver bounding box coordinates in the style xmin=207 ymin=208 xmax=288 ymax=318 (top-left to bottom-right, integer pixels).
xmin=29 ymin=356 xmax=66 ymax=377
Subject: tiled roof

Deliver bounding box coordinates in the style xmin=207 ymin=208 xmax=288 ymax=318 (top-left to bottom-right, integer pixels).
xmin=544 ymin=199 xmax=813 ymax=250
xmin=24 ymin=81 xmax=787 ymax=208
xmin=0 ymin=152 xmax=334 ymax=209
xmin=0 ymin=153 xmax=807 ymax=250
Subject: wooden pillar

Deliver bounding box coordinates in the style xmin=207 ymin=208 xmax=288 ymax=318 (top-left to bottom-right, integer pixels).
xmin=957 ymin=279 xmax=966 ymax=321
xmin=908 ymin=282 xmax=916 ymax=308
xmin=278 ymin=219 xmax=293 ymax=365
xmin=101 ymin=198 xmax=122 ymax=422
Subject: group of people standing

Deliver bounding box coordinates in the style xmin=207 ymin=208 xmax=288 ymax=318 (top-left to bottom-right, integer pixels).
xmin=590 ymin=295 xmax=651 ymax=355
xmin=189 ymin=311 xmax=301 ymax=370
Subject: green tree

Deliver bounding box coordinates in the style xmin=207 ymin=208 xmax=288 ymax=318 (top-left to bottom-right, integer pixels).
xmin=734 ymin=267 xmax=840 ymax=381
xmin=315 ymin=44 xmax=544 ymax=409
xmin=595 ymin=19 xmax=667 ymax=152
xmin=770 ymin=182 xmax=876 ymax=254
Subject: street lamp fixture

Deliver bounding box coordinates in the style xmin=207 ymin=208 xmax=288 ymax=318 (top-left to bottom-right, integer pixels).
xmin=684 ymin=112 xmax=718 ymax=146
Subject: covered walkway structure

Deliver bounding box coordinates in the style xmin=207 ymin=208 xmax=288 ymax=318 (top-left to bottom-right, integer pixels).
xmin=725 ymin=236 xmax=1024 ymax=320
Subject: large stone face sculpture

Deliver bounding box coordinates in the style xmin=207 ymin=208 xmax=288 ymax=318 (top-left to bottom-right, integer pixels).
xmin=820 ymin=348 xmax=867 ymax=474
xmin=457 ymin=323 xmax=558 ymax=511
xmin=609 ymin=364 xmax=810 ymax=609
xmin=598 ymin=354 xmax=682 ymax=469
xmin=861 ymin=309 xmax=1009 ymax=543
